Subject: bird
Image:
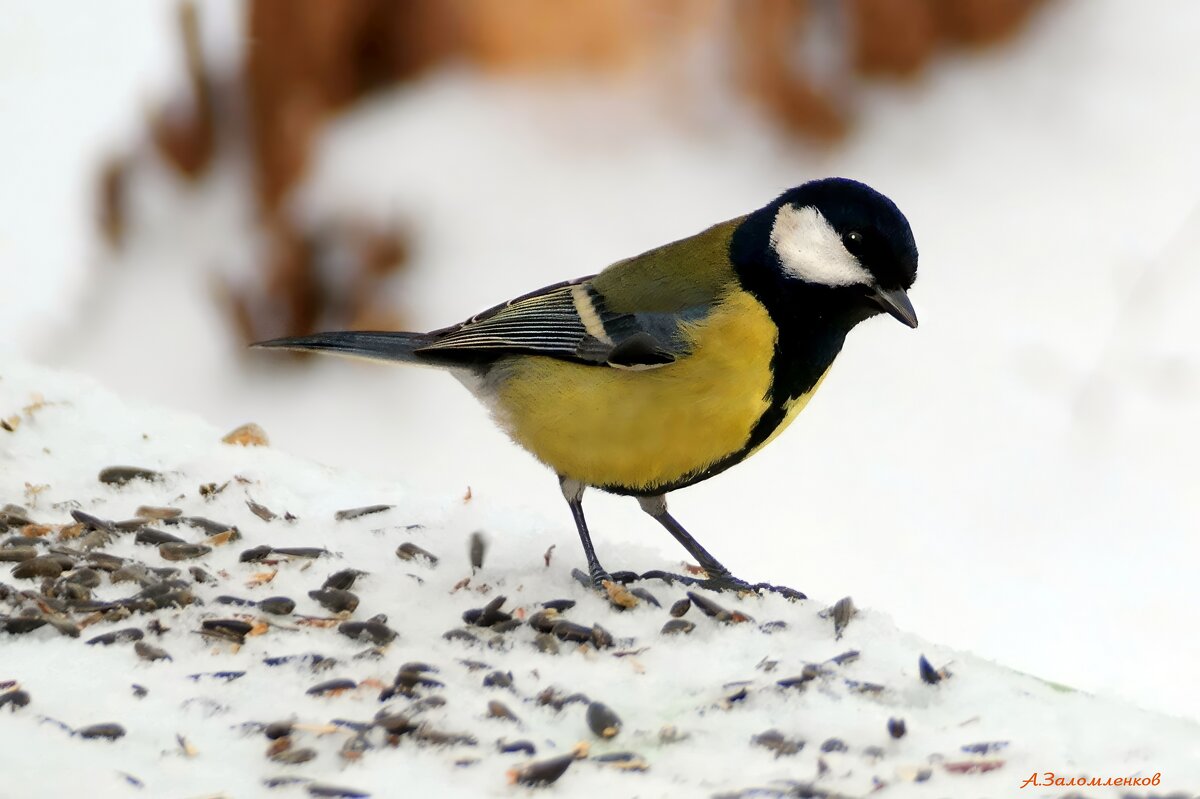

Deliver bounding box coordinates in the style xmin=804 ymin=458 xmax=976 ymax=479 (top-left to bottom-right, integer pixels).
xmin=254 ymin=177 xmax=918 ymax=594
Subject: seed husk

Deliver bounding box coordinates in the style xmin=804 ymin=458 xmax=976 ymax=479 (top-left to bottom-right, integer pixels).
xmin=222 ymin=422 xmax=269 ymax=446
xmin=508 ymin=754 xmax=574 ymax=787
xmin=99 ymin=466 xmax=161 ymax=486
xmin=532 ymin=634 xmax=559 ymax=654
xmin=334 ymin=505 xmax=392 ymax=521
xmin=586 ymin=701 xmax=621 ymax=739
xmin=309 ymin=589 xmax=359 ymax=614
xmin=661 ymin=619 xmax=695 ymax=636
xmin=78 ymin=722 xmax=126 ymax=740
xmin=246 ymin=499 xmax=277 ymax=522
xmin=159 ymin=542 xmax=211 ymax=561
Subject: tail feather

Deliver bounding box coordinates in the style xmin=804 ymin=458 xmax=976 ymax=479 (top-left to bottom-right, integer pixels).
xmin=252 ymin=331 xmax=436 ymax=364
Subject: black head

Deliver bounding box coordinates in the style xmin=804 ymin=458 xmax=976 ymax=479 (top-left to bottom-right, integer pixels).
xmin=732 ymin=177 xmax=919 ymax=328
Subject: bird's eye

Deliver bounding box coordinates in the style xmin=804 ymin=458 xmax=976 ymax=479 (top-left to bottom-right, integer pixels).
xmin=843 ymin=231 xmax=865 ymax=252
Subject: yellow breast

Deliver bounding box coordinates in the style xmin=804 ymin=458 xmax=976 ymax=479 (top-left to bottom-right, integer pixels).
xmin=489 ymin=290 xmax=779 ymax=492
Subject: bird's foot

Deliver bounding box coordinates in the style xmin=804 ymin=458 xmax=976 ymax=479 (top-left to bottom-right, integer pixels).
xmin=570 ymin=566 xmax=621 ymax=591
xmin=634 ymin=569 xmax=807 ymax=600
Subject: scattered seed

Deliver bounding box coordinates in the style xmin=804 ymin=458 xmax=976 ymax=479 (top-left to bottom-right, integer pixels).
xmin=820 ymin=737 xmax=848 ymax=753
xmin=163 ymin=516 xmax=235 ymax=536
xmin=375 ymin=712 xmax=417 ymax=736
xmin=603 ymin=580 xmax=639 ymax=609
xmin=442 ymin=629 xmax=479 ymax=644
xmin=532 ymin=634 xmax=559 ymax=655
xmin=273 ymin=547 xmax=327 ymax=559
xmin=592 ymin=752 xmax=649 ymax=771
xmin=78 ymin=723 xmax=126 ymax=740
xmin=828 ymin=650 xmax=860 ymax=666
xmin=240 ymin=545 xmax=274 ymax=563
xmin=498 ymin=739 xmax=536 ymax=755
xmin=686 ymin=591 xmax=729 ymax=619
xmin=264 ymin=721 xmax=295 ymax=739
xmin=334 ymin=505 xmax=392 ymax=521
xmin=541 ymin=599 xmax=575 ymax=612
xmin=468 ymin=531 xmax=486 ymax=570
xmin=551 ymin=620 xmax=591 ymax=644
xmin=918 ymin=654 xmax=943 ymax=685
xmin=0 ymin=689 xmax=31 ymax=710
xmin=669 ymin=598 xmax=691 ymax=617
xmin=630 ymin=587 xmax=661 ymax=607
xmin=134 ymin=641 xmax=172 ymax=662
xmin=824 ymin=596 xmax=856 ymax=639
xmin=0 ymin=547 xmax=37 ymax=563
xmin=87 ymin=627 xmax=143 ymax=646
xmin=200 ymin=619 xmax=254 ymax=643
xmin=308 ymin=784 xmax=369 ymax=799
xmin=508 ymin=754 xmax=574 ymax=787
xmin=322 ymin=569 xmax=363 ymax=591
xmin=487 ymin=700 xmax=518 ymax=722
xmin=751 ymin=729 xmax=804 ymax=757
xmin=338 ymin=620 xmax=397 ymax=646
xmin=159 ymin=543 xmax=211 ymax=561
xmin=888 ymin=717 xmax=907 ymax=739
xmin=586 ymin=702 xmax=621 ymax=739
xmin=527 ymin=609 xmax=560 ymax=634
xmin=246 ymin=499 xmax=277 ymax=522
xmin=482 ymin=671 xmax=513 ymax=689
xmin=135 ymin=505 xmax=182 ymax=521
xmin=12 ymin=556 xmax=65 ymax=579
xmin=309 ymin=589 xmax=359 ymax=614
xmin=271 ymin=746 xmax=317 ymax=765
xmin=961 ymin=741 xmax=1008 ymax=755
xmin=590 ymin=623 xmax=614 ymax=649
xmin=259 ymin=596 xmax=296 ymax=615
xmin=222 ymin=422 xmax=269 ymax=446
xmin=661 ymin=619 xmax=695 ymax=636
xmin=99 ymin=466 xmax=161 ymax=486
xmin=307 ymin=679 xmax=357 ymax=696
xmin=395 ymin=542 xmax=438 ymax=566
xmin=69 ymin=510 xmax=116 ymax=532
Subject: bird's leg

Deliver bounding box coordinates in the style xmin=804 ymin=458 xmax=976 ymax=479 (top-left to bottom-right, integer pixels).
xmin=636 ymin=495 xmax=806 ymax=599
xmin=559 ymin=477 xmax=612 ymax=589
xmin=636 ymin=495 xmax=748 ymax=590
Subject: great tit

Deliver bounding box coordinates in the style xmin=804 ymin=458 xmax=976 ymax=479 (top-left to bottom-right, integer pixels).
xmin=256 ymin=177 xmax=917 ymax=594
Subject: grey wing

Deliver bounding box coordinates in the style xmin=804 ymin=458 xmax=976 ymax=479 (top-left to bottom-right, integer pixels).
xmin=417 ymin=278 xmax=704 ymax=368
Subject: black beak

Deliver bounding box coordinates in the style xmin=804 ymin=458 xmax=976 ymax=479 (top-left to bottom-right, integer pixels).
xmin=872 ymin=287 xmax=918 ymax=328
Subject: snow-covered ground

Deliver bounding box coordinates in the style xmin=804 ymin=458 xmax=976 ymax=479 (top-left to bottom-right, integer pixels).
xmin=2 ymin=0 xmax=1199 ymax=752
xmin=2 ymin=360 xmax=1198 ymax=799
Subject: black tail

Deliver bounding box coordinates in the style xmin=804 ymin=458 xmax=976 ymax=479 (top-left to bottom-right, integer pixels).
xmin=252 ymin=331 xmax=437 ymax=364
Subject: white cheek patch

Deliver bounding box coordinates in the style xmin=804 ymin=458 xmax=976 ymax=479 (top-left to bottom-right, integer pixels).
xmin=769 ymin=205 xmax=873 ymax=287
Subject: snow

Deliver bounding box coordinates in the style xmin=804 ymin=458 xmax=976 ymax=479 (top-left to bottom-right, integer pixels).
xmin=3 ymin=359 xmax=1199 ymax=799
xmin=3 ymin=0 xmax=1200 ymax=753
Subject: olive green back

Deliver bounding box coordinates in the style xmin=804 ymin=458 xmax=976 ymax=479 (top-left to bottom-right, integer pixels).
xmin=590 ymin=216 xmax=745 ymax=313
